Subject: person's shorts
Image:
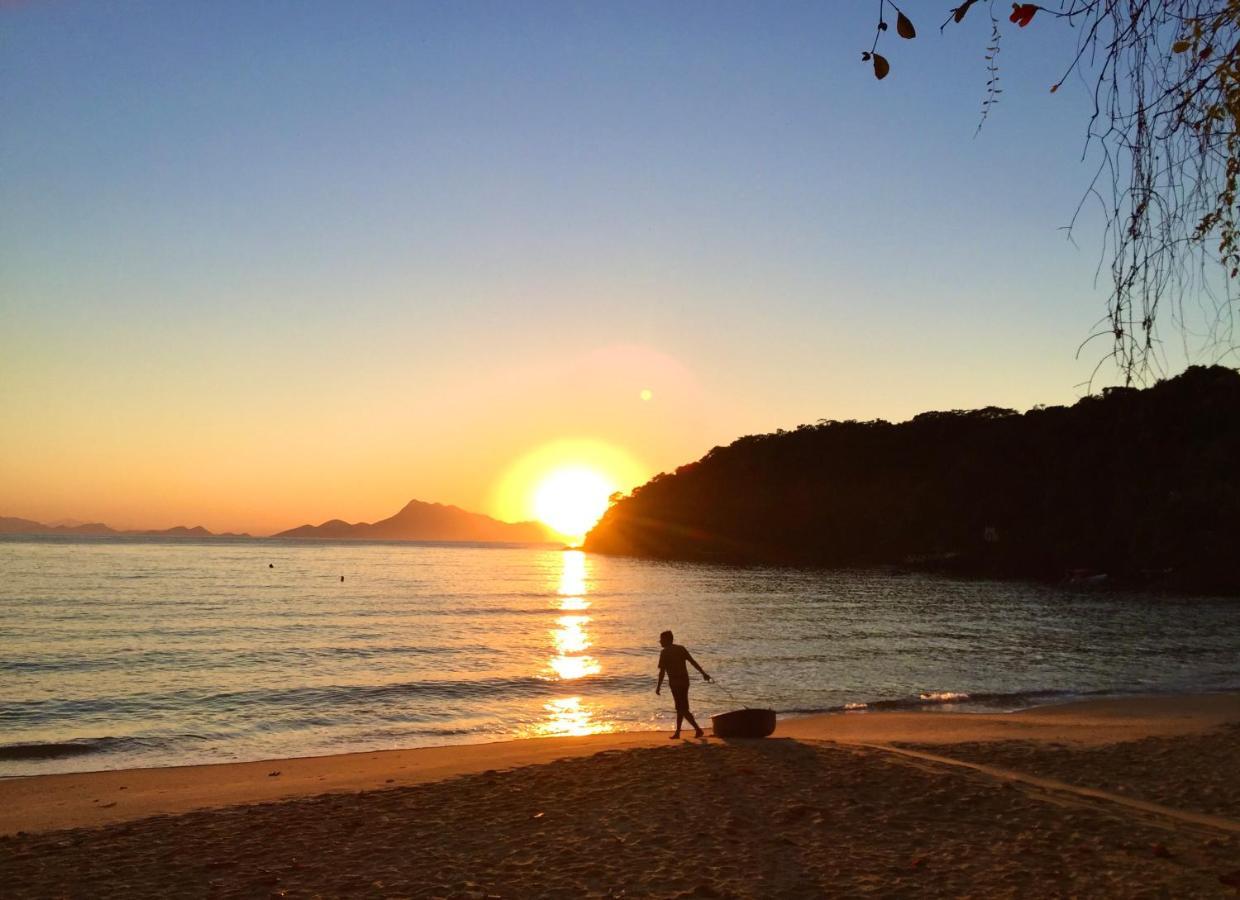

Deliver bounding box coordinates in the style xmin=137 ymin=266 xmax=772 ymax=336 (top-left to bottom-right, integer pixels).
xmin=669 ymin=679 xmax=690 ymax=714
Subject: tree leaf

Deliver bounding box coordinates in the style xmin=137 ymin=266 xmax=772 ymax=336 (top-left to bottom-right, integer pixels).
xmin=897 ymin=12 xmax=916 ymax=39
xmin=873 ymin=53 xmax=890 ymax=80
xmin=1172 ymin=40 xmax=1191 ymax=53
xmin=1009 ymin=4 xmax=1037 ymax=27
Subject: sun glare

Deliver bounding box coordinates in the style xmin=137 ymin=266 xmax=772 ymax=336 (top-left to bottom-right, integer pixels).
xmin=532 ymin=467 xmax=615 ymax=542
xmin=492 ymin=439 xmax=647 ymax=543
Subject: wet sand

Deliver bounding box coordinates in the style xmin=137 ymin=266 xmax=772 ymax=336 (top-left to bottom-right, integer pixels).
xmin=2 ymin=693 xmax=1239 ymax=897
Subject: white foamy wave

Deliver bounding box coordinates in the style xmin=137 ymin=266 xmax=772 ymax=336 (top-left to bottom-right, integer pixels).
xmin=918 ymin=691 xmax=970 ymax=703
xmin=842 ymin=702 xmax=869 ymax=710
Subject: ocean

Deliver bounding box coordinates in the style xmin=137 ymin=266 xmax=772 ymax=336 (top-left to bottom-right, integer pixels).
xmin=2 ymin=536 xmax=1238 ymax=776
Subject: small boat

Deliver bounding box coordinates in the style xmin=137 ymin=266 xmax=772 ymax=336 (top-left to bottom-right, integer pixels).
xmin=710 ymin=707 xmax=777 ymax=738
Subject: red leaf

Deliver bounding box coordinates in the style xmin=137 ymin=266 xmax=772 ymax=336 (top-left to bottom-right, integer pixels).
xmin=1009 ymin=4 xmax=1037 ymax=27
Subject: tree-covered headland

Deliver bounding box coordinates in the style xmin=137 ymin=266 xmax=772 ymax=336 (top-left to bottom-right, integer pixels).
xmin=584 ymin=367 xmax=1240 ymax=592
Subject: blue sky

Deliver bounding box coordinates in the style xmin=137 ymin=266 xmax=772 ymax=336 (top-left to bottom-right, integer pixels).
xmin=0 ymin=1 xmax=1181 ymax=531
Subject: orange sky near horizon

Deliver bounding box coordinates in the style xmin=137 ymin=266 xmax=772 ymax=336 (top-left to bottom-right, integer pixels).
xmin=1 ymin=344 xmax=761 ymax=535
xmin=0 ymin=333 xmax=1085 ymax=536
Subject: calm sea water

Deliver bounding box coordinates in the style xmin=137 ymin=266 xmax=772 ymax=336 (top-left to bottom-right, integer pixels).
xmin=2 ymin=536 xmax=1238 ymax=775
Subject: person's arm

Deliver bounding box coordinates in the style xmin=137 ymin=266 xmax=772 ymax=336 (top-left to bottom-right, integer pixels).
xmin=656 ymin=665 xmax=665 ymax=694
xmin=686 ymin=650 xmax=711 ymax=682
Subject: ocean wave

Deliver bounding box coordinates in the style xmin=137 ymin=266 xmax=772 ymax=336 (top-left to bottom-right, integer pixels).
xmin=0 ymin=735 xmax=167 ymax=761
xmin=786 ymin=687 xmax=1099 ymax=716
xmin=211 ymin=673 xmax=653 ymax=708
xmin=344 ymin=726 xmax=479 ymax=742
xmin=918 ymin=691 xmax=971 ymax=703
xmin=411 ymin=606 xmax=568 ymax=617
xmin=0 ymin=672 xmax=654 ymax=727
xmin=0 ymin=741 xmax=102 ymax=760
xmin=0 ymin=644 xmax=466 ymax=675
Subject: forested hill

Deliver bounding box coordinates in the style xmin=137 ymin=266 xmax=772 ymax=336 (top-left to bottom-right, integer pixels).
xmin=583 ymin=366 xmax=1240 ymax=592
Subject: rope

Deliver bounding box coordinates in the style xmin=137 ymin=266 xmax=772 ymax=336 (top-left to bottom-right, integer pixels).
xmin=707 ymin=678 xmax=748 ymax=709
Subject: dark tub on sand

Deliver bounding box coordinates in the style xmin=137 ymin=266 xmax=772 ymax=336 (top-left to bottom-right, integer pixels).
xmin=710 ymin=708 xmax=777 ymax=738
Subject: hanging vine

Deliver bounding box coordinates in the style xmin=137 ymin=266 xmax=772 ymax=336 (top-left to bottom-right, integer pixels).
xmin=864 ymin=1 xmax=1240 ymax=383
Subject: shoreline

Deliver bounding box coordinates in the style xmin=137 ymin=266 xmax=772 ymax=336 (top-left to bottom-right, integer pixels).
xmin=5 ymin=692 xmax=1238 ymax=897
xmin=3 ymin=683 xmax=1231 ymax=778
xmin=4 ymin=691 xmax=1237 ymax=837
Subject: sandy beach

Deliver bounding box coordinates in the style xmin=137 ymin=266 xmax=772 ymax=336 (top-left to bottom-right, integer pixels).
xmin=2 ymin=693 xmax=1239 ymax=897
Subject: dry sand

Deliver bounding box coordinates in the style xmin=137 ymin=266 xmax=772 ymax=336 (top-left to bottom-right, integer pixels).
xmin=2 ymin=693 xmax=1239 ymax=897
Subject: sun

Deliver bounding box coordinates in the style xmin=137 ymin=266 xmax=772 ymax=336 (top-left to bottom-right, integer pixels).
xmin=532 ymin=467 xmax=616 ymax=541
xmin=492 ymin=439 xmax=647 ymax=544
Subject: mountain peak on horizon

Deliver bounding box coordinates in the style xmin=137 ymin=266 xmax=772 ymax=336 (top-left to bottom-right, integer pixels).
xmin=275 ymin=498 xmax=556 ymax=544
xmin=396 ymin=498 xmax=456 ymax=514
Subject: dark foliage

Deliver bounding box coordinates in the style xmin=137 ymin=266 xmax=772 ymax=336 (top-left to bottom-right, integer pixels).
xmin=584 ymin=366 xmax=1240 ymax=592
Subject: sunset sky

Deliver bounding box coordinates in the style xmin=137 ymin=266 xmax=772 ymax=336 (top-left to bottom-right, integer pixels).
xmin=0 ymin=2 xmax=1191 ymax=534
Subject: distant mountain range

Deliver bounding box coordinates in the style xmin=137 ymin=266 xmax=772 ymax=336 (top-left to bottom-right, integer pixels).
xmin=0 ymin=517 xmax=249 ymax=538
xmin=2 ymin=499 xmax=558 ymax=545
xmin=274 ymin=499 xmax=556 ymax=544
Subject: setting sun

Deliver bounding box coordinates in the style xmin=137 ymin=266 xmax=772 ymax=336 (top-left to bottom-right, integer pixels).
xmin=492 ymin=439 xmax=648 ymax=543
xmin=533 ymin=468 xmax=615 ymax=541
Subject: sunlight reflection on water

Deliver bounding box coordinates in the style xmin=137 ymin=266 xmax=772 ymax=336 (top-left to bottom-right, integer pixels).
xmin=544 ymin=550 xmax=609 ymax=734
xmin=553 ymin=615 xmax=591 ymax=655
xmin=558 ymin=549 xmax=588 ymax=597
xmin=529 ymin=695 xmax=616 ymax=738
xmin=4 ymin=537 xmax=1240 ymax=774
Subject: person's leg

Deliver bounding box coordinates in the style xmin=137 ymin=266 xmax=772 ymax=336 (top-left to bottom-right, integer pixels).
xmin=671 ymin=681 xmax=689 ymax=738
xmin=681 ymin=684 xmax=704 ymax=737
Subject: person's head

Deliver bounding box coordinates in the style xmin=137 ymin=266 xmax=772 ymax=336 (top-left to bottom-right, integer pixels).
xmin=659 ymin=630 xmax=673 ymax=647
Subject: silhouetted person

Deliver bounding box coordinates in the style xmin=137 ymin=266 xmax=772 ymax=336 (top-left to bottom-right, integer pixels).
xmin=655 ymin=630 xmax=711 ymax=739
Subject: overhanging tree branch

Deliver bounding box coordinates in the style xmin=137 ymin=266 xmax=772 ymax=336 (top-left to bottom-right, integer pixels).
xmin=868 ymin=1 xmax=1240 ymax=383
